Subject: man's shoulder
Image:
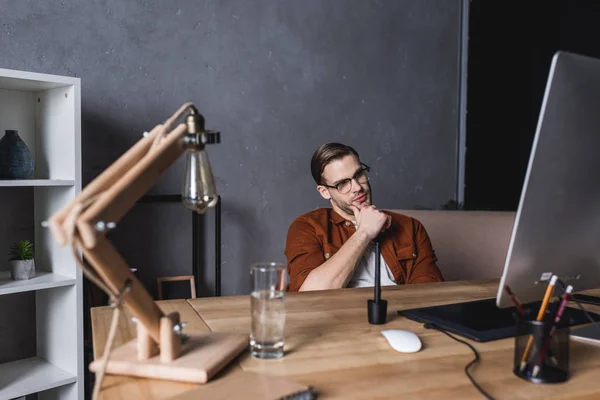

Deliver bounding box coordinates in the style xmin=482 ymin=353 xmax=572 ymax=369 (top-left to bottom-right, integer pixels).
xmin=286 ymin=208 xmax=331 ymax=244
xmin=291 ymin=207 xmax=331 ymax=227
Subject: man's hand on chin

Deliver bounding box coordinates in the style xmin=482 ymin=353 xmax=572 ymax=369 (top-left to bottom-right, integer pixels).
xmin=349 ymin=203 xmax=391 ymax=241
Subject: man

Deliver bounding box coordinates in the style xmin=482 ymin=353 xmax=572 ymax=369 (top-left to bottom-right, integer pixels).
xmin=285 ymin=142 xmax=444 ymax=291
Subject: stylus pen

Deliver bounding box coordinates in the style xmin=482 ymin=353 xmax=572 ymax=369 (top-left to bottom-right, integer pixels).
xmin=520 ymin=275 xmax=558 ymax=371
xmin=532 ymin=285 xmax=572 ymax=377
xmin=505 ymin=285 xmax=525 ymax=316
xmin=374 ymin=241 xmax=381 ymax=303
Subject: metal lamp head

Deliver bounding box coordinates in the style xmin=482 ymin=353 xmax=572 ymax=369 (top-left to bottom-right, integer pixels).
xmin=182 ymin=107 xmax=220 ymax=214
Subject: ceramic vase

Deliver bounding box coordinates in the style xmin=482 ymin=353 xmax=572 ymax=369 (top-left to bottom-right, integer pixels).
xmin=0 ymin=130 xmax=35 ymax=179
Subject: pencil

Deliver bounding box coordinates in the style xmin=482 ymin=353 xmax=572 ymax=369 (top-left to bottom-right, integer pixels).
xmin=533 ymin=285 xmax=572 ymax=377
xmin=520 ymin=274 xmax=558 ymax=372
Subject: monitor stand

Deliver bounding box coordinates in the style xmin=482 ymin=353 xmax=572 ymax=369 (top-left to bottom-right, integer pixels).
xmin=399 ymin=297 xmax=600 ymax=342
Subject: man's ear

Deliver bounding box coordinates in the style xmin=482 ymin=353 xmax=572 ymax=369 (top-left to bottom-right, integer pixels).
xmin=316 ymin=185 xmax=331 ymax=200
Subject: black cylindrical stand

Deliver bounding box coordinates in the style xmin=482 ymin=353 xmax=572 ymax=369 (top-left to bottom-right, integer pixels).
xmin=368 ymin=241 xmax=387 ymax=325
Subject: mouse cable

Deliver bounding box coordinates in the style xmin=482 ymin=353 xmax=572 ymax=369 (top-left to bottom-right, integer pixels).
xmin=571 ymin=296 xmax=600 ymax=335
xmin=424 ymin=323 xmax=495 ymax=400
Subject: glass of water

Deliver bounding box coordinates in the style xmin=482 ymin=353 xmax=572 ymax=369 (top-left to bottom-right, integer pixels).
xmin=250 ymin=262 xmax=286 ymax=359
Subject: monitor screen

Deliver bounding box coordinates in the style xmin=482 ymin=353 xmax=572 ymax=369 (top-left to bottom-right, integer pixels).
xmin=497 ymin=51 xmax=600 ymax=308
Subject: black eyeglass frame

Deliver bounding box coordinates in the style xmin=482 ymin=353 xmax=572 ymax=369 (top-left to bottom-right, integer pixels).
xmin=320 ymin=163 xmax=371 ymax=194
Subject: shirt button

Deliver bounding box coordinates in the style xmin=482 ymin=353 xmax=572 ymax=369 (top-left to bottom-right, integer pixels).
xmin=412 ymin=253 xmax=417 ymax=259
xmin=345 ymin=221 xmax=351 ymax=227
xmin=325 ymin=253 xmax=330 ymax=259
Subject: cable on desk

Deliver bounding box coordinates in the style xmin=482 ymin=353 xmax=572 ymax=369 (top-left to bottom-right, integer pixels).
xmin=424 ymin=323 xmax=495 ymax=400
xmin=571 ymin=297 xmax=600 ymax=335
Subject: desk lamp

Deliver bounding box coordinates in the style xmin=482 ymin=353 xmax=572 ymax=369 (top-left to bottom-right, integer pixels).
xmin=47 ymin=103 xmax=247 ymax=393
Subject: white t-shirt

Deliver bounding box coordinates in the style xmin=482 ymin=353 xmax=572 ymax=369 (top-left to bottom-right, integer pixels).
xmin=347 ymin=222 xmax=396 ymax=288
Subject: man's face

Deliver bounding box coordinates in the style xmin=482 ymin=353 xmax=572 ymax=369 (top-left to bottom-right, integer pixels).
xmin=318 ymin=155 xmax=371 ymax=217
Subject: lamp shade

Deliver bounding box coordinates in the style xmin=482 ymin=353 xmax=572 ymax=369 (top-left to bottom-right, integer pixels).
xmin=182 ymin=147 xmax=218 ymax=214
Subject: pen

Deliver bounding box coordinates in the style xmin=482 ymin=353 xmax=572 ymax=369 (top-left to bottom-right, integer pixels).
xmin=505 ymin=285 xmax=525 ymax=316
xmin=520 ymin=274 xmax=558 ymax=372
xmin=533 ymin=285 xmax=573 ymax=377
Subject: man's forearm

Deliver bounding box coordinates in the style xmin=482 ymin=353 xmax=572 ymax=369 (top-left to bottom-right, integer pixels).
xmin=299 ymin=229 xmax=371 ymax=291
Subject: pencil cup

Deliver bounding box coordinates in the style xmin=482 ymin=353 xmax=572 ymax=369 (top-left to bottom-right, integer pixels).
xmin=513 ymin=318 xmax=570 ymax=384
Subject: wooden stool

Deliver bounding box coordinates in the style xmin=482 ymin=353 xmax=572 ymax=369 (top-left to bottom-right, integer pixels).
xmin=157 ymin=275 xmax=196 ymax=300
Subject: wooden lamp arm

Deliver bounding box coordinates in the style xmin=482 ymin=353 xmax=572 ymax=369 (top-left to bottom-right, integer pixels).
xmin=48 ymin=103 xmax=214 ymax=345
xmin=76 ymin=123 xmax=188 ymax=249
xmin=47 ymin=124 xmax=163 ymax=246
xmin=82 ymin=236 xmax=164 ymax=342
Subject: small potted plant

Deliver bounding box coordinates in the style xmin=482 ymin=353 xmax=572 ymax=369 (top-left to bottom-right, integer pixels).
xmin=9 ymin=240 xmax=35 ymax=280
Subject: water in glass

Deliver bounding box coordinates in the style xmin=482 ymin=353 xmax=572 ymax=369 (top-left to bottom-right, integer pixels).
xmin=250 ymin=289 xmax=285 ymax=359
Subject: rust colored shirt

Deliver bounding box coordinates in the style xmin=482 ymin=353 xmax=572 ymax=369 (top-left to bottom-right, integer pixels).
xmin=284 ymin=208 xmax=444 ymax=291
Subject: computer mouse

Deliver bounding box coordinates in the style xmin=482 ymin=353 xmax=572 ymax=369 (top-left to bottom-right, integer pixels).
xmin=381 ymin=329 xmax=422 ymax=353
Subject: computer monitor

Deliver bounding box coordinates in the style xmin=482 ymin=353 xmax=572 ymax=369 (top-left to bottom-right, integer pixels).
xmin=400 ymin=51 xmax=600 ymax=341
xmin=496 ymin=50 xmax=600 ymax=308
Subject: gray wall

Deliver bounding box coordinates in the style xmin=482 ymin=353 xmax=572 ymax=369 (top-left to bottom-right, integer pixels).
xmin=1 ymin=0 xmax=462 ymax=299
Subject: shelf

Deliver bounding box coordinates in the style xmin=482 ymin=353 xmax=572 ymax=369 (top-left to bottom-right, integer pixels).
xmin=0 ymin=271 xmax=76 ymax=295
xmin=0 ymin=179 xmax=75 ymax=187
xmin=0 ymin=357 xmax=77 ymax=399
xmin=0 ymin=68 xmax=79 ymax=91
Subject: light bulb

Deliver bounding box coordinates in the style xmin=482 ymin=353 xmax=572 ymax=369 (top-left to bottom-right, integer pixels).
xmin=182 ymin=147 xmax=218 ymax=214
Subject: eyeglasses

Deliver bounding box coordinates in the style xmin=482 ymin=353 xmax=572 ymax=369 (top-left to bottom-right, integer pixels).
xmin=321 ymin=163 xmax=371 ymax=194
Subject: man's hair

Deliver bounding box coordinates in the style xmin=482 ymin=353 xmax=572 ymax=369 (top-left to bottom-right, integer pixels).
xmin=310 ymin=142 xmax=360 ymax=185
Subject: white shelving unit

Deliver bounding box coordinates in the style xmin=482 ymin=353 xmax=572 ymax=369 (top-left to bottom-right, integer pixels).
xmin=0 ymin=271 xmax=76 ymax=296
xmin=0 ymin=180 xmax=75 ymax=187
xmin=0 ymin=68 xmax=82 ymax=400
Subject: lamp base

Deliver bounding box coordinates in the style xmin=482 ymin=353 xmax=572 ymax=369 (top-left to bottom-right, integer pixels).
xmin=89 ymin=332 xmax=248 ymax=383
xmin=368 ymin=299 xmax=388 ymax=325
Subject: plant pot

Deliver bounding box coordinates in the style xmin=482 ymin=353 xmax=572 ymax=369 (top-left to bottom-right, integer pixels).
xmin=10 ymin=259 xmax=35 ymax=280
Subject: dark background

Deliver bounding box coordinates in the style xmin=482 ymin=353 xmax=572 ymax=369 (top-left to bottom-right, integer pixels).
xmin=465 ymin=0 xmax=600 ymax=211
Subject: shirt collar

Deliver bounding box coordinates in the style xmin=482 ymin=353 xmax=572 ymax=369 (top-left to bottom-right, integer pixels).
xmin=329 ymin=208 xmax=352 ymax=225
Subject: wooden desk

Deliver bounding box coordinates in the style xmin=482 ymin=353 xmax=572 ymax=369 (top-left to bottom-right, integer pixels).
xmin=92 ymin=280 xmax=600 ymax=399
xmin=189 ymin=279 xmax=600 ymax=399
